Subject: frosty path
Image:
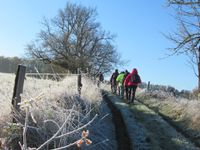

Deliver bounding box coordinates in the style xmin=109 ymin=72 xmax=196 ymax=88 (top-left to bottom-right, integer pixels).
xmin=103 ymin=91 xmax=200 ymax=150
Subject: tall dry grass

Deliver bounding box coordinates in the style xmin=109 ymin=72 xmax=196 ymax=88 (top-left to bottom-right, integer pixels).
xmin=137 ymin=89 xmax=200 ymax=145
xmin=0 ymin=73 xmax=106 ymax=149
xmin=0 ymin=73 xmax=15 ymax=124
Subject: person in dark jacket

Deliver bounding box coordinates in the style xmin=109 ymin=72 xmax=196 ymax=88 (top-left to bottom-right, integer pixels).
xmin=124 ymin=68 xmax=141 ymax=104
xmin=97 ymin=72 xmax=104 ymax=87
xmin=110 ymin=69 xmax=119 ymax=94
xmin=99 ymin=72 xmax=104 ymax=82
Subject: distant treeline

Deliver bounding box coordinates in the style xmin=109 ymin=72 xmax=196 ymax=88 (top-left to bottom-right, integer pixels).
xmin=0 ymin=56 xmax=68 ymax=73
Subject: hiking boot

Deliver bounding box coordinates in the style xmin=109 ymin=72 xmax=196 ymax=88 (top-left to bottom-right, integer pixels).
xmin=131 ymin=100 xmax=134 ymax=104
xmin=127 ymin=101 xmax=131 ymax=104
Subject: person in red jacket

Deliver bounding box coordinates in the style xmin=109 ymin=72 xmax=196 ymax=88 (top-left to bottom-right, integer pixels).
xmin=123 ymin=70 xmax=130 ymax=101
xmin=124 ymin=68 xmax=141 ymax=104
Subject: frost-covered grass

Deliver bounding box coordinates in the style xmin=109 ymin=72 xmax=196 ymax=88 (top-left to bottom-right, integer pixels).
xmin=0 ymin=74 xmax=101 ymax=121
xmin=0 ymin=73 xmax=110 ymax=149
xmin=0 ymin=73 xmax=15 ymax=124
xmin=137 ymin=90 xmax=200 ymax=146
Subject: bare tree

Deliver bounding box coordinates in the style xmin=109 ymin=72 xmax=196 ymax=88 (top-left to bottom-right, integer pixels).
xmin=166 ymin=0 xmax=200 ymax=91
xmin=26 ymin=3 xmax=120 ymax=74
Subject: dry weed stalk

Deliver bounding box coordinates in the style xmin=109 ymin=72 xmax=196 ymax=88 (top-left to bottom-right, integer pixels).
xmin=1 ymin=74 xmax=103 ymax=149
xmin=18 ymin=96 xmax=98 ymax=150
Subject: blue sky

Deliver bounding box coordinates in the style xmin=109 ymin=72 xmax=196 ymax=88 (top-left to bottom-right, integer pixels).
xmin=0 ymin=0 xmax=197 ymax=91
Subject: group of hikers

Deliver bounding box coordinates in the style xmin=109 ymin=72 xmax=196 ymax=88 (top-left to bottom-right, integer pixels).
xmin=110 ymin=68 xmax=141 ymax=104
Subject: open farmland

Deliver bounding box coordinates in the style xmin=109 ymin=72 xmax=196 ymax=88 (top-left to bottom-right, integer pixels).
xmin=0 ymin=74 xmax=199 ymax=150
xmin=0 ymin=73 xmax=117 ymax=150
xmin=1 ymin=73 xmax=200 ymax=150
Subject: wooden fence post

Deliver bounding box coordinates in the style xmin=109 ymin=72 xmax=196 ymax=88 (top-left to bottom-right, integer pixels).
xmin=147 ymin=81 xmax=150 ymax=91
xmin=77 ymin=68 xmax=82 ymax=96
xmin=12 ymin=65 xmax=26 ymax=122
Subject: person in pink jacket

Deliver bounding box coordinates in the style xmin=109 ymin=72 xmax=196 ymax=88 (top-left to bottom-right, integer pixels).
xmin=124 ymin=68 xmax=141 ymax=104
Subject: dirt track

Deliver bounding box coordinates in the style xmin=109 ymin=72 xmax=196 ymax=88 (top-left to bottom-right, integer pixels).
xmin=103 ymin=91 xmax=200 ymax=150
xmin=103 ymin=92 xmax=132 ymax=150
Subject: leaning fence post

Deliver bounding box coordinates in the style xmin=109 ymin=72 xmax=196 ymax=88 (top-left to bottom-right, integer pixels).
xmin=12 ymin=65 xmax=26 ymax=122
xmin=77 ymin=68 xmax=82 ymax=96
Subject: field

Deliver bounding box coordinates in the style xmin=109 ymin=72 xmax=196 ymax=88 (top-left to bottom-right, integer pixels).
xmin=0 ymin=73 xmax=113 ymax=150
xmin=1 ymin=72 xmax=200 ymax=149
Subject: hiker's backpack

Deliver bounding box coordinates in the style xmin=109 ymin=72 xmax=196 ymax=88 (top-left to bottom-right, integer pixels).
xmin=111 ymin=72 xmax=118 ymax=84
xmin=113 ymin=73 xmax=118 ymax=80
xmin=122 ymin=73 xmax=129 ymax=84
xmin=130 ymin=74 xmax=140 ymax=83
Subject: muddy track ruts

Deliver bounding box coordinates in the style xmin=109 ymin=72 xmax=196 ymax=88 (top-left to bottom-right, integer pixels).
xmin=102 ymin=91 xmax=132 ymax=150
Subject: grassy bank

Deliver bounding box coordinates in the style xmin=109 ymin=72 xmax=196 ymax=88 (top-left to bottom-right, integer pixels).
xmin=0 ymin=73 xmax=109 ymax=149
xmin=137 ymin=91 xmax=200 ymax=147
xmin=128 ymin=101 xmax=198 ymax=150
